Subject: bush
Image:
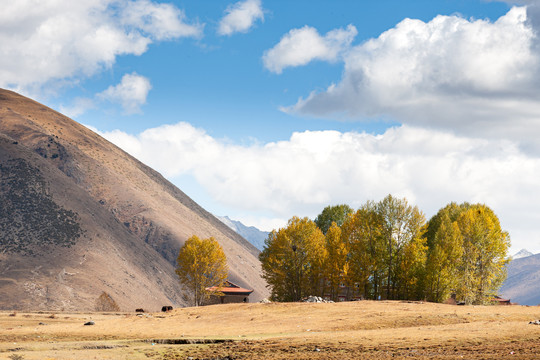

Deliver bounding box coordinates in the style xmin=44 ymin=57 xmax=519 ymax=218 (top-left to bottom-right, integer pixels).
xmin=95 ymin=292 xmax=120 ymax=312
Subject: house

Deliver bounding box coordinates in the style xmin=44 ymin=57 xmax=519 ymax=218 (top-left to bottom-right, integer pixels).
xmin=205 ymin=281 xmax=254 ymax=305
xmin=492 ymin=295 xmax=512 ymax=305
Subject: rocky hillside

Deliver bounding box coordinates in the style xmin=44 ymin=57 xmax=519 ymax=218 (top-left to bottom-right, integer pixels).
xmin=0 ymin=89 xmax=268 ymax=311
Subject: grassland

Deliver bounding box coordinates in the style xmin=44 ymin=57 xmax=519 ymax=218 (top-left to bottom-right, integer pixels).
xmin=1 ymin=301 xmax=539 ymax=359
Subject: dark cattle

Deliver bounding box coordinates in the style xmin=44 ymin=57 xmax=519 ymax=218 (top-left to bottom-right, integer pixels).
xmin=161 ymin=306 xmax=173 ymax=312
xmin=135 ymin=308 xmax=145 ymax=313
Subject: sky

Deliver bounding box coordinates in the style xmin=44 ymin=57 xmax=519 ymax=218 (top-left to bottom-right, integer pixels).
xmin=2 ymin=0 xmax=540 ymax=254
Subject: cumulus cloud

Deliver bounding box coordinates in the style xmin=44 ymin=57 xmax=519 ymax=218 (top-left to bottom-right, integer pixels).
xmin=0 ymin=0 xmax=202 ymax=92
xmin=285 ymin=7 xmax=540 ymax=148
xmin=218 ymin=0 xmax=264 ymax=36
xmin=263 ymin=24 xmax=358 ymax=73
xmin=97 ymin=72 xmax=152 ymax=114
xmin=96 ymin=122 xmax=540 ymax=253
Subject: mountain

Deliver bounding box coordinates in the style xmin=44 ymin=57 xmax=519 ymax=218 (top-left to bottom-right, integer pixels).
xmin=500 ymin=252 xmax=540 ymax=305
xmin=0 ymin=89 xmax=268 ymax=311
xmin=218 ymin=216 xmax=269 ymax=251
xmin=512 ymin=249 xmax=534 ymax=260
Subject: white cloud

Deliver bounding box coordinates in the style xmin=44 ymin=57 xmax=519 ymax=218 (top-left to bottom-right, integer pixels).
xmin=97 ymin=72 xmax=152 ymax=114
xmin=59 ymin=97 xmax=95 ymax=118
xmin=120 ymin=0 xmax=203 ymax=40
xmin=97 ymin=122 xmax=540 ymax=253
xmin=218 ymin=0 xmax=264 ymax=36
xmin=263 ymin=24 xmax=358 ymax=74
xmin=0 ymin=0 xmax=202 ymax=92
xmin=285 ymin=7 xmax=540 ymax=149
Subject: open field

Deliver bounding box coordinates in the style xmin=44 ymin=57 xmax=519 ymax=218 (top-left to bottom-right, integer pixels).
xmin=1 ymin=301 xmax=540 ymax=359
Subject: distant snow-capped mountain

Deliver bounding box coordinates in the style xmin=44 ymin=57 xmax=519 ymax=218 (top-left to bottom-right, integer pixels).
xmin=217 ymin=216 xmax=269 ymax=251
xmin=513 ymin=249 xmax=534 ymax=259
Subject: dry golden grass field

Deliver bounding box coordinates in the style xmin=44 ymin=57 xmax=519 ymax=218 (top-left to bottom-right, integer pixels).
xmin=1 ymin=301 xmax=540 ymax=359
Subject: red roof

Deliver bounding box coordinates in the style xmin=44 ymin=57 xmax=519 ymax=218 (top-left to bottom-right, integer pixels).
xmin=206 ymin=281 xmax=253 ymax=295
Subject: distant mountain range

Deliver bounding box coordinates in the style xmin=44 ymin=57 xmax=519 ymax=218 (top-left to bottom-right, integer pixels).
xmin=500 ymin=249 xmax=540 ymax=305
xmin=218 ymin=216 xmax=269 ymax=251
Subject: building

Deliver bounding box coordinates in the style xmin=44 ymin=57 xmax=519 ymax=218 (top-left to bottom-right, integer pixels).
xmin=492 ymin=296 xmax=512 ymax=305
xmin=205 ymin=281 xmax=254 ymax=305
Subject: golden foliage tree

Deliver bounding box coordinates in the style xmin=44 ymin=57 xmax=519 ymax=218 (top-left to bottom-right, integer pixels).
xmin=456 ymin=205 xmax=510 ymax=304
xmin=259 ymin=216 xmax=326 ymax=301
xmin=176 ymin=235 xmax=228 ymax=306
xmin=376 ymin=195 xmax=426 ymax=300
xmin=424 ymin=203 xmax=510 ymax=304
xmin=341 ymin=202 xmax=385 ymax=300
xmin=323 ymin=222 xmax=349 ymax=301
xmin=424 ymin=208 xmax=464 ymax=303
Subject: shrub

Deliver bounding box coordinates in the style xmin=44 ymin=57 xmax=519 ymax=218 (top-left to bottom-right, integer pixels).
xmin=95 ymin=292 xmax=120 ymax=312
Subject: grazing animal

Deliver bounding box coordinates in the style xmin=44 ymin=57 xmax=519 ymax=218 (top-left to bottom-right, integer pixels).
xmin=135 ymin=308 xmax=145 ymax=313
xmin=161 ymin=306 xmax=173 ymax=312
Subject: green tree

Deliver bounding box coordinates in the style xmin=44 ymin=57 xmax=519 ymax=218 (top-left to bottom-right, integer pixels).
xmin=260 ymin=216 xmax=326 ymax=301
xmin=176 ymin=235 xmax=229 ymax=306
xmin=315 ymin=204 xmax=353 ymax=234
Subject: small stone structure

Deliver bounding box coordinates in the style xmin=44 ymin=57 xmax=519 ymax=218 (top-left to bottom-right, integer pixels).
xmin=303 ymin=296 xmax=334 ymax=303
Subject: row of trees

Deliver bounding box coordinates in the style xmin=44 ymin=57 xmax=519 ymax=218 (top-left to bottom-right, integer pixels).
xmin=260 ymin=195 xmax=510 ymax=305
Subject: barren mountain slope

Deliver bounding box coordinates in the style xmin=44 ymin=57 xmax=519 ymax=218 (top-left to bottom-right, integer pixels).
xmin=0 ymin=89 xmax=268 ymax=310
xmin=500 ymin=252 xmax=540 ymax=305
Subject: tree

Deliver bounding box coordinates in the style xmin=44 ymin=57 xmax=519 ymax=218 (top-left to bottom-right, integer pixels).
xmin=176 ymin=235 xmax=228 ymax=306
xmin=376 ymin=195 xmax=426 ymax=299
xmin=341 ymin=202 xmax=385 ymax=300
xmin=323 ymin=222 xmax=349 ymax=301
xmin=314 ymin=204 xmax=353 ymax=234
xmin=423 ymin=205 xmax=465 ymax=303
xmin=396 ymin=234 xmax=427 ymax=300
xmin=456 ymin=205 xmax=510 ymax=304
xmin=259 ymin=216 xmax=326 ymax=301
xmin=423 ymin=203 xmax=510 ymax=304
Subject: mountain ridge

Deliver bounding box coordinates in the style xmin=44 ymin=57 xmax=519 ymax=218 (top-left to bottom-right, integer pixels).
xmin=217 ymin=216 xmax=269 ymax=251
xmin=0 ymin=89 xmax=268 ymax=311
xmin=500 ymin=252 xmax=540 ymax=305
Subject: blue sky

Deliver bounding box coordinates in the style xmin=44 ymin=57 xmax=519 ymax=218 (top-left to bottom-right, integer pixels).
xmin=2 ymin=0 xmax=540 ymax=253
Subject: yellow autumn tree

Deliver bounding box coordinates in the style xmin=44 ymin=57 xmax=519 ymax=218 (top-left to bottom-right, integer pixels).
xmin=376 ymin=195 xmax=426 ymax=300
xmin=341 ymin=202 xmax=385 ymax=300
xmin=259 ymin=216 xmax=326 ymax=302
xmin=424 ymin=210 xmax=464 ymax=303
xmin=323 ymin=222 xmax=349 ymax=301
xmin=176 ymin=235 xmax=228 ymax=306
xmin=423 ymin=202 xmax=511 ymax=304
xmin=456 ymin=205 xmax=510 ymax=304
